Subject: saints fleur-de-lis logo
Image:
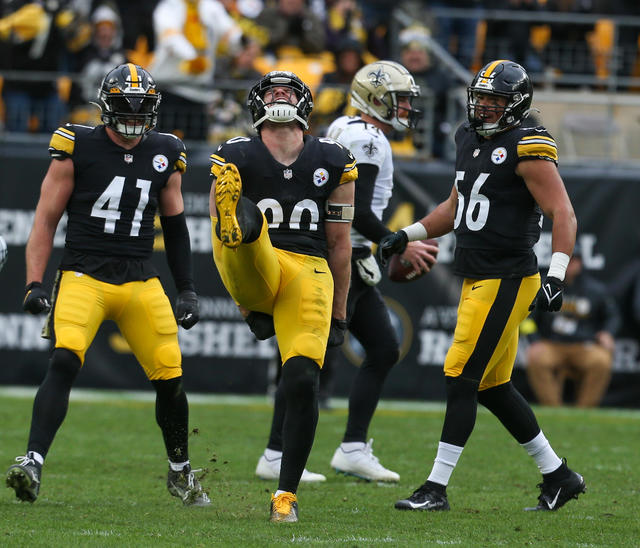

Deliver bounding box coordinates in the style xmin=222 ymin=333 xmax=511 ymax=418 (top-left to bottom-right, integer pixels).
xmin=368 ymin=68 xmax=389 ymax=88
xmin=363 ymin=140 xmax=378 ymax=158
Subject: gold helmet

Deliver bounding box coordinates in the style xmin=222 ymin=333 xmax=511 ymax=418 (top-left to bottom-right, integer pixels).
xmin=350 ymin=60 xmax=421 ymax=131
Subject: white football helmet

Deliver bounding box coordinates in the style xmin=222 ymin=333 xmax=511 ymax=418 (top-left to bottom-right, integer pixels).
xmin=350 ymin=60 xmax=421 ymax=131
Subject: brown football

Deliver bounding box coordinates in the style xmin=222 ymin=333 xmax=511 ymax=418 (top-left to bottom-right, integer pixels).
xmin=388 ymin=239 xmax=439 ymax=283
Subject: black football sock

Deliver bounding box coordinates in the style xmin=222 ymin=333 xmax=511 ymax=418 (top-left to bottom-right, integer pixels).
xmin=152 ymin=377 xmax=189 ymax=463
xmin=27 ymin=349 xmax=81 ymax=458
xmin=440 ymin=376 xmax=479 ymax=447
xmin=478 ymin=381 xmax=540 ymax=443
xmin=266 ymin=374 xmax=285 ymax=452
xmin=278 ymin=356 xmax=320 ymax=494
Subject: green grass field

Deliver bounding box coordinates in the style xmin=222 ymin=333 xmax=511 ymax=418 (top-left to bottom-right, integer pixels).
xmin=1 ymin=388 xmax=638 ymax=547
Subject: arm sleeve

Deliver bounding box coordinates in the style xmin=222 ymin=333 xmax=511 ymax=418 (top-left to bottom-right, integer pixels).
xmin=351 ymin=163 xmax=392 ymax=244
xmin=161 ymin=212 xmax=194 ymax=292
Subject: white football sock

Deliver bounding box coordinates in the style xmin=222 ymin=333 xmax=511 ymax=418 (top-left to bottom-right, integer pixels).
xmin=427 ymin=442 xmax=463 ymax=486
xmin=521 ymin=431 xmax=562 ymax=474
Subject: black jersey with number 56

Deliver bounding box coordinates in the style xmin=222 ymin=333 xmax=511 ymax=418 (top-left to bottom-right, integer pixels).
xmin=210 ymin=135 xmax=357 ymax=258
xmin=452 ymin=122 xmax=558 ymax=279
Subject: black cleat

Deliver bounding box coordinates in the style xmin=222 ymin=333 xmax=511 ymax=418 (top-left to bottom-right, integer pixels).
xmin=525 ymin=460 xmax=586 ymax=511
xmin=6 ymin=454 xmax=41 ymax=503
xmin=167 ymin=464 xmax=211 ymax=506
xmin=395 ymin=482 xmax=450 ymax=511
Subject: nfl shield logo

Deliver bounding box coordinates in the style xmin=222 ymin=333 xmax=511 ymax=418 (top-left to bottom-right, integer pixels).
xmin=283 ymin=169 xmax=293 ymax=179
xmin=473 ymin=148 xmax=480 ymax=158
xmin=124 ymin=154 xmax=133 ymax=164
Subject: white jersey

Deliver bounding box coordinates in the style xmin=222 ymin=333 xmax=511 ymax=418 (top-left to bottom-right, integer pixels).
xmin=325 ymin=115 xmax=394 ymax=249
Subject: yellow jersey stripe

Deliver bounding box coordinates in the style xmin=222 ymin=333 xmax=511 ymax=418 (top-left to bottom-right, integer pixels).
xmin=519 ymin=135 xmax=556 ymax=145
xmin=57 ymin=126 xmax=75 ymax=137
xmin=128 ymin=63 xmax=139 ymax=87
xmin=49 ymin=131 xmax=75 ymax=156
xmin=210 ymin=154 xmax=226 ymax=177
xmin=340 ymin=165 xmax=358 ymax=185
xmin=517 ymin=143 xmax=558 ymax=162
xmin=343 ymin=159 xmax=357 ymax=173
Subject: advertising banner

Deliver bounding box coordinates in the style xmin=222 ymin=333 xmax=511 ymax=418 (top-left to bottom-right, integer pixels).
xmin=1 ymin=146 xmax=638 ymax=406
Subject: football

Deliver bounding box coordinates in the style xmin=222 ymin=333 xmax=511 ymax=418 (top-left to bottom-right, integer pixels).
xmin=388 ymin=239 xmax=439 ymax=283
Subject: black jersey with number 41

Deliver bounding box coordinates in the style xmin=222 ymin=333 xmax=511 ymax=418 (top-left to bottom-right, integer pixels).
xmin=453 ymin=122 xmax=558 ymax=279
xmin=48 ymin=124 xmax=187 ymax=260
xmin=210 ymin=135 xmax=357 ymax=258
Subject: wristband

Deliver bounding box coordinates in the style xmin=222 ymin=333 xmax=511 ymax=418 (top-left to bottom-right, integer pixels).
xmin=547 ymin=252 xmax=570 ymax=281
xmin=401 ymin=222 xmax=428 ymax=242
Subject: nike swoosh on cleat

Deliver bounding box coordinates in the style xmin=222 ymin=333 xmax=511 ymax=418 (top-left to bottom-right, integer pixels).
xmin=472 ymin=284 xmax=483 ymax=290
xmin=546 ymin=488 xmax=562 ymax=510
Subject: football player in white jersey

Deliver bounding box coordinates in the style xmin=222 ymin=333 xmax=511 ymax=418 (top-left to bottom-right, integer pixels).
xmin=255 ymin=61 xmax=438 ymax=483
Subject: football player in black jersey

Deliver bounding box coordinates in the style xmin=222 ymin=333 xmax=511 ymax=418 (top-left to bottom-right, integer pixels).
xmin=209 ymin=71 xmax=356 ymax=522
xmin=255 ymin=61 xmax=438 ymax=485
xmin=6 ymin=64 xmax=209 ymax=506
xmin=380 ymin=60 xmax=586 ymax=512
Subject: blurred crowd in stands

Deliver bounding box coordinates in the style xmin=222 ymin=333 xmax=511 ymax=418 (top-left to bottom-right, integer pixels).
xmin=2 ymin=0 xmax=640 ymax=158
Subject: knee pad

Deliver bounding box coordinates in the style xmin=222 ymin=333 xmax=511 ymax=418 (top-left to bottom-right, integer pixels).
xmin=55 ymin=326 xmax=88 ymax=361
xmin=289 ymin=332 xmax=325 ymax=365
xmin=50 ymin=348 xmax=82 ymax=383
xmin=281 ymin=356 xmax=319 ymax=402
xmin=152 ymin=376 xmax=184 ymax=399
xmin=445 ymin=375 xmax=479 ymax=403
xmin=150 ymin=342 xmax=182 ymax=381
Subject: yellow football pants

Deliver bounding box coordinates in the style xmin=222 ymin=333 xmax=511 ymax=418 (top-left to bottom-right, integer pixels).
xmin=212 ymin=217 xmax=333 ymax=367
xmin=444 ymin=274 xmax=540 ymax=390
xmin=52 ymin=271 xmax=182 ymax=380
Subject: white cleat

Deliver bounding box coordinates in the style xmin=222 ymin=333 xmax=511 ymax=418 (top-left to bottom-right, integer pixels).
xmin=330 ymin=439 xmax=400 ymax=482
xmin=255 ymin=451 xmax=326 ymax=483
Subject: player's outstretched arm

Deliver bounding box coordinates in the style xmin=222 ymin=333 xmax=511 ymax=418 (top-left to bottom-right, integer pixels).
xmin=24 ymin=158 xmax=74 ymax=314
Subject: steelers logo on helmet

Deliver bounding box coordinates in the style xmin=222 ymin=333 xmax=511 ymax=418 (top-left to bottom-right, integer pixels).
xmin=247 ymin=71 xmax=314 ymax=130
xmin=99 ymin=63 xmax=161 ymax=138
xmin=350 ymin=60 xmax=422 ymax=132
xmin=467 ymin=59 xmax=533 ymax=137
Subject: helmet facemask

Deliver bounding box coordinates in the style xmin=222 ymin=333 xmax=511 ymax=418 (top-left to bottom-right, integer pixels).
xmin=102 ymin=92 xmax=160 ymax=138
xmin=99 ymin=64 xmax=161 ymax=139
xmin=248 ymin=72 xmax=313 ymax=130
xmin=467 ymin=89 xmax=526 ymax=137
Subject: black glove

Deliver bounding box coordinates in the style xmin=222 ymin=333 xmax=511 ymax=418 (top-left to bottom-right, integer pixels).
xmin=377 ymin=231 xmax=409 ymax=266
xmin=23 ymin=282 xmax=51 ymax=314
xmin=245 ymin=311 xmax=275 ymax=340
xmin=175 ymin=290 xmax=199 ymax=329
xmin=327 ymin=318 xmax=347 ymax=347
xmin=529 ymin=276 xmax=564 ymax=312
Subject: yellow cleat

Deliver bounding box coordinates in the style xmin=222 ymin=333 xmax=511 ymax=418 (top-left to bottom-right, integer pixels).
xmin=215 ymin=163 xmax=243 ymax=248
xmin=270 ymin=491 xmax=298 ymax=523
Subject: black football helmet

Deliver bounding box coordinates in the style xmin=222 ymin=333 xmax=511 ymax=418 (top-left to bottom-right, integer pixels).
xmin=99 ymin=63 xmax=161 ymax=138
xmin=467 ymin=60 xmax=532 ymax=137
xmin=247 ymin=71 xmax=313 ymax=130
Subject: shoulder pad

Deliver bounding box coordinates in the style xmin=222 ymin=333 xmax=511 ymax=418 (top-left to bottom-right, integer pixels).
xmin=156 ymin=132 xmax=188 ymax=173
xmin=209 ymin=136 xmax=253 ymax=178
xmin=49 ymin=124 xmax=77 ymax=158
xmin=516 ymin=126 xmax=558 ymax=164
xmin=313 ymin=137 xmax=358 ymax=185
